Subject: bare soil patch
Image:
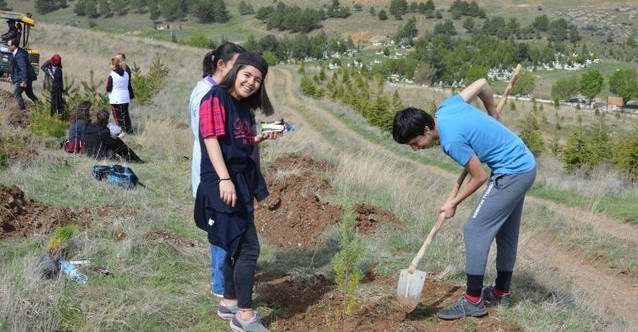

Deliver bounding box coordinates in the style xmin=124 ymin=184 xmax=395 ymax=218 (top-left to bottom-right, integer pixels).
xmin=0 ymin=185 xmax=84 ymax=239
xmin=256 ymin=154 xmax=342 ymax=248
xmin=260 ymin=274 xmax=522 ymax=331
xmin=144 ymin=230 xmax=204 ymax=248
xmin=353 ymin=203 xmax=402 ymax=234
xmin=0 ymin=89 xmax=29 ymax=128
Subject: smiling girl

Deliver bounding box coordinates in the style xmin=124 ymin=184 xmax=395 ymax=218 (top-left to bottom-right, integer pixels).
xmin=194 ymin=52 xmax=277 ymax=332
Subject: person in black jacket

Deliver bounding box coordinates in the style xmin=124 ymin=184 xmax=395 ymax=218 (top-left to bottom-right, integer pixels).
xmin=41 ymin=54 xmax=65 ymax=117
xmin=84 ymin=110 xmax=144 ymax=163
xmin=1 ymin=20 xmax=20 ymax=43
xmin=7 ymin=38 xmax=38 ymax=111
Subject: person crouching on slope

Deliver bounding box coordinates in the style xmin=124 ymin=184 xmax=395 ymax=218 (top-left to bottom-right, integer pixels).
xmin=189 ymin=42 xmax=246 ymax=299
xmin=392 ymin=79 xmax=536 ymax=320
xmin=193 ymin=52 xmax=279 ymax=332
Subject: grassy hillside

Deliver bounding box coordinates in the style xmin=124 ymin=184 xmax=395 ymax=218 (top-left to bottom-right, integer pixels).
xmin=0 ymin=25 xmax=637 ymax=331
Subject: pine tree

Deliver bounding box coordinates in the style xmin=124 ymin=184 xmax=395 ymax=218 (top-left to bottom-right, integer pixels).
xmin=191 ymin=0 xmax=216 ymax=23
xmin=519 ymin=111 xmax=544 ymax=156
xmin=319 ymin=66 xmax=326 ymax=81
xmin=614 ymin=126 xmax=638 ymax=180
xmin=0 ymin=0 xmax=9 ymax=10
xmin=85 ymin=0 xmax=98 ymax=18
xmin=378 ymin=9 xmax=388 ymax=21
xmin=391 ymin=90 xmax=403 ymax=111
xmin=562 ymin=129 xmax=590 ymax=172
xmin=131 ymin=0 xmax=147 ymax=13
xmin=110 ymin=0 xmax=128 ymax=15
xmin=588 ymin=115 xmax=612 ymax=166
xmin=238 ymin=1 xmax=254 ymax=15
xmin=74 ymin=0 xmax=87 ymax=16
xmin=212 ymin=0 xmax=230 ymax=23
xmin=301 ymin=75 xmax=317 ymax=97
xmin=36 ymin=0 xmax=57 ymax=13
xmin=148 ymin=0 xmax=160 ymax=20
xmin=98 ymin=0 xmax=112 ymax=17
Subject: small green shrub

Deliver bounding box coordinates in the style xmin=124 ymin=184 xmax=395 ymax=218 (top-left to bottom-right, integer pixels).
xmin=28 ymin=107 xmax=68 ymax=138
xmin=47 ymin=225 xmax=76 ymax=255
xmin=333 ymin=212 xmax=364 ymax=316
xmin=131 ymin=56 xmax=169 ymax=106
xmin=519 ymin=111 xmax=544 ymax=156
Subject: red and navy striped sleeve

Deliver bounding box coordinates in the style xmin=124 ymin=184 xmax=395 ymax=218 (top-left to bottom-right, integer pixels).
xmin=199 ymin=92 xmax=226 ymax=138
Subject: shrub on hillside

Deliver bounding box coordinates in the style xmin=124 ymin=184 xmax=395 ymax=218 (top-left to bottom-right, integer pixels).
xmin=63 ymin=70 xmax=110 ymax=115
xmin=560 ymin=117 xmax=612 ymax=173
xmin=333 ymin=213 xmax=364 ymax=316
xmin=519 ymin=111 xmax=544 ymax=156
xmin=28 ymin=107 xmax=68 ymax=139
xmin=238 ymin=0 xmax=255 ymax=15
xmin=130 ymin=56 xmax=169 ymax=106
xmin=614 ymin=127 xmax=638 ymax=181
xmin=0 ymin=0 xmax=11 ymax=11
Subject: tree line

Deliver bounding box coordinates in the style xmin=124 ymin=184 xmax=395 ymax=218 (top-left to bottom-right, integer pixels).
xmin=39 ymin=0 xmax=232 ymax=23
xmin=552 ymin=68 xmax=638 ymax=104
xmin=255 ymin=0 xmax=350 ymax=33
xmin=244 ymin=32 xmax=355 ymax=64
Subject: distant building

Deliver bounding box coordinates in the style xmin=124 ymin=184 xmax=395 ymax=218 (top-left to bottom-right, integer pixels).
xmin=607 ymin=96 xmax=624 ymax=111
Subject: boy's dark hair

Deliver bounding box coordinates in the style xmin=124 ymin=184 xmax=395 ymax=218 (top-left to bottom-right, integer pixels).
xmin=392 ymin=107 xmax=435 ymax=144
xmin=203 ymin=42 xmax=246 ymax=78
xmin=219 ymin=63 xmax=274 ymax=116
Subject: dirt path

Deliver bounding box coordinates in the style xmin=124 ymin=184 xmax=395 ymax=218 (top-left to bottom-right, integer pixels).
xmin=269 ymin=66 xmax=638 ymax=245
xmin=521 ymin=234 xmax=638 ymax=327
xmin=268 ymin=66 xmax=638 ymax=328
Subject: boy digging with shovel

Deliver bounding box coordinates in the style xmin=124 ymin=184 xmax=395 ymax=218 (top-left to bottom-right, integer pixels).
xmin=392 ymin=77 xmax=536 ymax=320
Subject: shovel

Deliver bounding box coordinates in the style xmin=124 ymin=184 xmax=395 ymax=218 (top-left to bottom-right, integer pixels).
xmin=396 ymin=64 xmax=524 ymax=311
xmin=397 ymin=170 xmax=468 ymax=310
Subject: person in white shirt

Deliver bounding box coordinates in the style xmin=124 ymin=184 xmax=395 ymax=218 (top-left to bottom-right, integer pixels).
xmin=106 ymin=55 xmax=135 ymax=133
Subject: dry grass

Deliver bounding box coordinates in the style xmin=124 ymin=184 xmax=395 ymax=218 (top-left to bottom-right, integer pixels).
xmin=1 ymin=20 xmax=636 ymax=331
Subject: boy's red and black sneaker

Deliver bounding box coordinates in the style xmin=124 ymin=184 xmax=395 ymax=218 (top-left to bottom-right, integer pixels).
xmin=482 ymin=286 xmax=512 ymax=308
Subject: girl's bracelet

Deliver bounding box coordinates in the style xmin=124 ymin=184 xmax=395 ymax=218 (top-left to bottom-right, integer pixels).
xmin=219 ymin=178 xmax=231 ymax=182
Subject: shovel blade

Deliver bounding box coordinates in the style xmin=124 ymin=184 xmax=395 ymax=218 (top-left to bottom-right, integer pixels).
xmin=396 ymin=269 xmax=427 ymax=311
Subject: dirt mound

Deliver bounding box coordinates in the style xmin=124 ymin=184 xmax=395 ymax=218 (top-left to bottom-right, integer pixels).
xmin=255 ymin=273 xmax=333 ymax=321
xmin=0 ymin=185 xmax=82 ymax=239
xmin=144 ymin=230 xmax=204 ymax=248
xmin=266 ymin=277 xmax=523 ymax=331
xmin=256 ymin=154 xmax=342 ymax=248
xmin=353 ymin=203 xmax=402 ymax=233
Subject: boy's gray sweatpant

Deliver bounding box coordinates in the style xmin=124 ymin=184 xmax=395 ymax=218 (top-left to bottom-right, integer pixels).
xmin=464 ymin=166 xmax=536 ymax=276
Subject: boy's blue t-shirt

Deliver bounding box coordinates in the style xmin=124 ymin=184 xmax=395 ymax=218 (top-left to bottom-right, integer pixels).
xmin=435 ymin=95 xmax=536 ymax=175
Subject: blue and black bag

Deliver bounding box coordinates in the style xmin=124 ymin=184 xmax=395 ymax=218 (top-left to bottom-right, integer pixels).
xmin=91 ymin=164 xmax=142 ymax=189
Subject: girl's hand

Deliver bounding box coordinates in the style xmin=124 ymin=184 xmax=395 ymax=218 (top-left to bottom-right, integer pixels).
xmin=219 ymin=180 xmax=237 ymax=207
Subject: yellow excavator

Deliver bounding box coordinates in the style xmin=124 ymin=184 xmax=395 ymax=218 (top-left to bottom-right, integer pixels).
xmin=0 ymin=11 xmax=39 ymax=80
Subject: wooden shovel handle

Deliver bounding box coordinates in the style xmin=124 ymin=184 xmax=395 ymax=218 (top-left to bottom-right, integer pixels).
xmin=408 ymin=170 xmax=468 ymax=273
xmin=495 ymin=64 xmax=523 ymax=116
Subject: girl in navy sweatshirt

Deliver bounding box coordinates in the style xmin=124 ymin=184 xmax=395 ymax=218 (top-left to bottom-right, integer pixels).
xmin=194 ymin=53 xmax=277 ymax=332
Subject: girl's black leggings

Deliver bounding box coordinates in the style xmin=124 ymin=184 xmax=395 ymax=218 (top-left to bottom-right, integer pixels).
xmin=223 ymin=220 xmax=260 ymax=309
